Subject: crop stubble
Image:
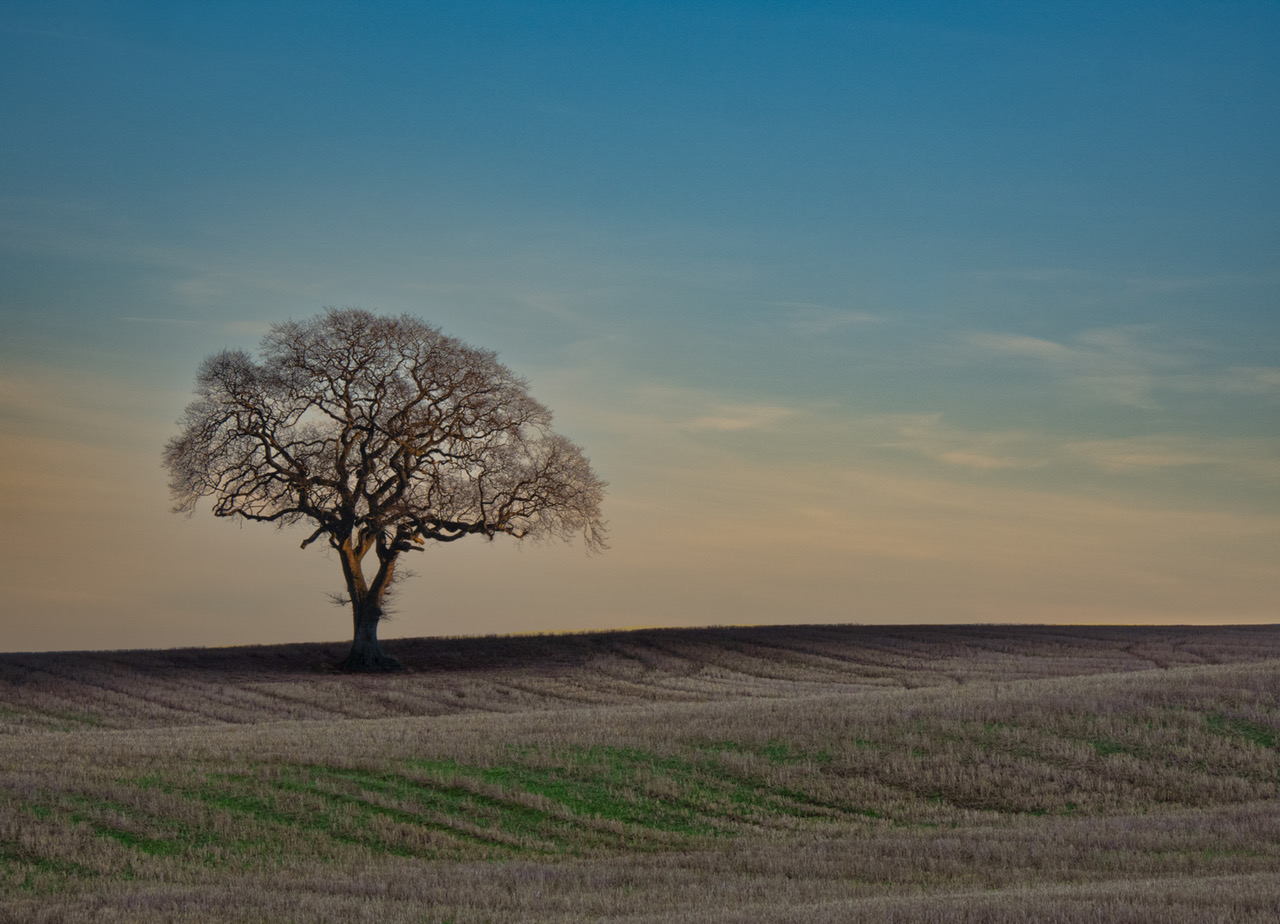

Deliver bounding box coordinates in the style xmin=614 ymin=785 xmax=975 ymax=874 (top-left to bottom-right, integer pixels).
xmin=0 ymin=624 xmax=1275 ymax=922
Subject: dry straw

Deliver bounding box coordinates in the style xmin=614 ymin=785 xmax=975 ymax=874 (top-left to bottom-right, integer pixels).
xmin=1 ymin=624 xmax=1276 ymax=922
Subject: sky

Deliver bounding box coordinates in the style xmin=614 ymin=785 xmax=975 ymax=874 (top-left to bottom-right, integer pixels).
xmin=1 ymin=1 xmax=1277 ymax=652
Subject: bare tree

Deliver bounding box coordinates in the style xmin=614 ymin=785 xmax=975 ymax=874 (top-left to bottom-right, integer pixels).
xmin=164 ymin=308 xmax=606 ymax=671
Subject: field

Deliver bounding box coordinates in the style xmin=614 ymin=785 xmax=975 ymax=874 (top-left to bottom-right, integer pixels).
xmin=0 ymin=624 xmax=1275 ymax=922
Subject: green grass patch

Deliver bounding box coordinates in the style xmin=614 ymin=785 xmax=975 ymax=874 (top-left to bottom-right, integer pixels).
xmin=138 ymin=764 xmax=611 ymax=858
xmin=183 ymin=772 xmax=460 ymax=858
xmin=412 ymin=744 xmax=886 ymax=835
xmin=408 ymin=748 xmax=722 ymax=838
xmin=64 ymin=794 xmax=211 ymax=859
xmin=285 ymin=765 xmax=570 ymax=853
xmin=1205 ymin=714 xmax=1278 ymax=751
xmin=1087 ymin=739 xmax=1135 ymax=758
xmin=0 ymin=844 xmax=98 ymax=895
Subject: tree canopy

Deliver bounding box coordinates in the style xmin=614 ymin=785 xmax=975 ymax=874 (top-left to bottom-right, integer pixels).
xmin=164 ymin=308 xmax=606 ymax=670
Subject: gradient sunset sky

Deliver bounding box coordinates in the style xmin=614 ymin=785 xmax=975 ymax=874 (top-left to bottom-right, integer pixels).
xmin=2 ymin=1 xmax=1277 ymax=652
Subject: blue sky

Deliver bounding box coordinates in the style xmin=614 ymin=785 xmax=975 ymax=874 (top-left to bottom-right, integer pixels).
xmin=2 ymin=2 xmax=1277 ymax=650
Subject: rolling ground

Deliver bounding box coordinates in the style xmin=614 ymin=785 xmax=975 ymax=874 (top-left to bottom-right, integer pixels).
xmin=0 ymin=624 xmax=1276 ymax=922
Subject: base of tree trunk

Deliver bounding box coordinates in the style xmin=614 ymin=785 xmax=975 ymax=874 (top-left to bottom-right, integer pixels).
xmin=342 ymin=648 xmax=404 ymax=672
xmin=343 ymin=618 xmax=404 ymax=672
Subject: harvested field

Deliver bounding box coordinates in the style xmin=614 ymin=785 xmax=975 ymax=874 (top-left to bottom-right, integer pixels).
xmin=0 ymin=624 xmax=1276 ymax=922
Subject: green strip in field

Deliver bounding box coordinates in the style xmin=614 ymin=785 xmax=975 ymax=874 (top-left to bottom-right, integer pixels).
xmin=0 ymin=734 xmax=972 ymax=893
xmin=1205 ymin=714 xmax=1278 ymax=751
xmin=406 ymin=749 xmax=722 ymax=838
xmin=278 ymin=764 xmax=581 ymax=853
xmin=136 ymin=762 xmax=642 ymax=858
xmin=0 ymin=839 xmax=98 ymax=894
xmin=153 ymin=770 xmax=500 ymax=859
xmin=65 ymin=793 xmax=217 ymax=859
xmin=0 ymin=704 xmax=103 ymax=733
xmin=1086 ymin=738 xmax=1138 ymax=758
xmin=409 ymin=744 xmax=886 ymax=834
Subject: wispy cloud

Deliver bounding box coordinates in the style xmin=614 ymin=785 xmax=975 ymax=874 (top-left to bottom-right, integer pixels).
xmin=1067 ymin=435 xmax=1280 ymax=481
xmin=858 ymin=412 xmax=1280 ymax=485
xmin=1066 ymin=436 xmax=1216 ymax=471
xmin=1206 ymin=366 xmax=1280 ymax=399
xmin=962 ymin=332 xmax=1074 ymax=361
xmin=774 ymin=301 xmax=881 ymax=336
xmin=683 ymin=404 xmax=796 ymax=433
xmin=613 ymin=385 xmax=800 ymax=436
xmin=960 ymin=327 xmax=1218 ymax=408
xmin=866 ymin=413 xmax=1045 ymax=470
xmin=0 ymin=366 xmax=172 ymax=447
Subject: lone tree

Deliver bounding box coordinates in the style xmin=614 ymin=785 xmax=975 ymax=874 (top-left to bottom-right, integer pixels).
xmin=164 ymin=308 xmax=606 ymax=671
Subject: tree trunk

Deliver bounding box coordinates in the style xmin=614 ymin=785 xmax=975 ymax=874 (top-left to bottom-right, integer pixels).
xmin=337 ymin=538 xmax=403 ymax=672
xmin=343 ymin=598 xmax=403 ymax=672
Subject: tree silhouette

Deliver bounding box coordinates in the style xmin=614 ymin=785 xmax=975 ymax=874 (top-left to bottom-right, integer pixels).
xmin=164 ymin=308 xmax=606 ymax=671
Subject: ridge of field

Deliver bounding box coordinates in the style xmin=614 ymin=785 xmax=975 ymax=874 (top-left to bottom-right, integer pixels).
xmin=1 ymin=624 xmax=1276 ymax=922
xmin=0 ymin=623 xmax=1272 ymax=733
